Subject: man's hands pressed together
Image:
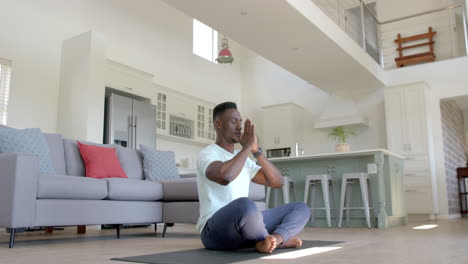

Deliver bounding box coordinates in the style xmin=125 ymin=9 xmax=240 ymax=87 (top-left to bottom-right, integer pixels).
xmin=240 ymin=119 xmax=259 ymax=153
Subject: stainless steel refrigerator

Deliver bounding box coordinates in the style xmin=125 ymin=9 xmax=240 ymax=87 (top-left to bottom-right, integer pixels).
xmin=104 ymin=93 xmax=156 ymax=149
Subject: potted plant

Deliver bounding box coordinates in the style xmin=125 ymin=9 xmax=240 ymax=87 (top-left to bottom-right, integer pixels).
xmin=329 ymin=126 xmax=355 ymax=152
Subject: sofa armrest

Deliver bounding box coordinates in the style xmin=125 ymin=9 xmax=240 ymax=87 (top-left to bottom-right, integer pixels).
xmin=159 ymin=177 xmax=198 ymax=201
xmin=0 ymin=153 xmax=39 ymax=228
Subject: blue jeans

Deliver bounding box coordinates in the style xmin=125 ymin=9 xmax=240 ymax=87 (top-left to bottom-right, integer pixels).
xmin=201 ymin=197 xmax=310 ymax=250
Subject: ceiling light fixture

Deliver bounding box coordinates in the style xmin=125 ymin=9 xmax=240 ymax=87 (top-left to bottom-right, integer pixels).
xmin=216 ymin=37 xmax=234 ymax=64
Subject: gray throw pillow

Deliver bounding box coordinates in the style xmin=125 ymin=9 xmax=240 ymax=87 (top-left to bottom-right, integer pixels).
xmin=0 ymin=125 xmax=56 ymax=175
xmin=140 ymin=144 xmax=180 ymax=181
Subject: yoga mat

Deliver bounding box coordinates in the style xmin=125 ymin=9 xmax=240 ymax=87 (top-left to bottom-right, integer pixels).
xmin=111 ymin=240 xmax=343 ymax=264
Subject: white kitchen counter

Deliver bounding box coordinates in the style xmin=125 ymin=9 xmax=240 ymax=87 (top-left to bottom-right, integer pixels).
xmin=268 ymin=148 xmax=405 ymax=162
xmin=267 ymin=148 xmax=407 ymax=228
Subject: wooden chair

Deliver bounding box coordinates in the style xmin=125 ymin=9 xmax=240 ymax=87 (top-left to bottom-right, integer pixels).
xmin=394 ymin=27 xmax=436 ymax=68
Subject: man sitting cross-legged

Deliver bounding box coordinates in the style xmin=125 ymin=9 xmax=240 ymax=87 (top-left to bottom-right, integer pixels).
xmin=196 ymin=102 xmax=310 ymax=253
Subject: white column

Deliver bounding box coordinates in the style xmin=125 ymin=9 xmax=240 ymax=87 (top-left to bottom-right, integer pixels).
xmin=57 ymin=31 xmax=107 ymax=142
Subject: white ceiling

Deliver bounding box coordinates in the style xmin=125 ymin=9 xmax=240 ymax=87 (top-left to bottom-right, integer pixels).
xmin=162 ymin=0 xmax=385 ymax=94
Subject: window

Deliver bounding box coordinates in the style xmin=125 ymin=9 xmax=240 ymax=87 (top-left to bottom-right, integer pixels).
xmin=156 ymin=92 xmax=167 ymax=130
xmin=193 ymin=19 xmax=218 ymax=62
xmin=0 ymin=58 xmax=12 ymax=125
xmin=208 ymin=108 xmax=215 ymax=140
xmin=197 ymin=105 xmax=205 ymax=138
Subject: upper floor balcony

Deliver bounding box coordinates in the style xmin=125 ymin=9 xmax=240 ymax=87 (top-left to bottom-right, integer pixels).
xmin=312 ymin=0 xmax=467 ymax=70
xmin=163 ymin=0 xmax=467 ymax=93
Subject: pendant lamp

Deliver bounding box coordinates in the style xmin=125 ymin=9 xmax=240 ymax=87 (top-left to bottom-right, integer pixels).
xmin=216 ymin=37 xmax=234 ymax=64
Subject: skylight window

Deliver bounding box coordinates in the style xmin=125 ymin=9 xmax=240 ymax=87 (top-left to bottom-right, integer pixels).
xmin=193 ymin=19 xmax=218 ymax=62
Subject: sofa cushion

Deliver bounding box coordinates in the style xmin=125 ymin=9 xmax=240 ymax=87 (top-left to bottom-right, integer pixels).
xmin=159 ymin=178 xmax=198 ymax=201
xmin=37 ymin=175 xmax=108 ymax=200
xmin=140 ymin=145 xmax=179 ymax=181
xmin=63 ymin=139 xmax=115 ymax=176
xmin=0 ymin=126 xmax=55 ymax=175
xmin=77 ymin=142 xmax=128 ymax=179
xmin=105 ymin=178 xmax=163 ymax=201
xmin=44 ymin=133 xmax=67 ymax=175
xmin=117 ymin=147 xmax=144 ymax=180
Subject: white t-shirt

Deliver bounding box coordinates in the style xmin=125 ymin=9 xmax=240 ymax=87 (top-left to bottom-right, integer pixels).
xmin=196 ymin=144 xmax=262 ymax=233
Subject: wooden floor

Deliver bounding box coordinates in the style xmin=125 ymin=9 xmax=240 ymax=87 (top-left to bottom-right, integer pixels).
xmin=1 ymin=219 xmax=468 ymax=263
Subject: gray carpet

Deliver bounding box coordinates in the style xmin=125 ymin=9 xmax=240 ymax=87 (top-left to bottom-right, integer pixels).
xmin=111 ymin=240 xmax=343 ymax=264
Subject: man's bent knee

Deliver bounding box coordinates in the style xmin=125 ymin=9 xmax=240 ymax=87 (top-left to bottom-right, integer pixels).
xmin=292 ymin=202 xmax=311 ymax=218
xmin=231 ymin=197 xmax=259 ymax=217
xmin=232 ymin=197 xmax=255 ymax=208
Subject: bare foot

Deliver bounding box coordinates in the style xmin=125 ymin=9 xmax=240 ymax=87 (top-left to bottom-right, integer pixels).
xmin=278 ymin=237 xmax=303 ymax=249
xmin=255 ymin=235 xmax=277 ymax=253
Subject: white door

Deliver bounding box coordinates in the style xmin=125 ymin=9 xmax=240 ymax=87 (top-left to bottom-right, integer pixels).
xmin=403 ymin=86 xmax=428 ymax=156
xmin=133 ymin=100 xmax=157 ymax=149
xmin=108 ymin=93 xmax=133 ymax=148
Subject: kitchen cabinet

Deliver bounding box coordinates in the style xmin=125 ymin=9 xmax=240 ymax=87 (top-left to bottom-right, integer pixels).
xmin=261 ymin=103 xmax=305 ymax=150
xmin=155 ymin=85 xmax=215 ymax=145
xmin=156 ymin=92 xmax=168 ymax=132
xmin=384 ymin=83 xmax=429 ymax=157
xmin=197 ymin=105 xmax=215 ymax=142
xmin=384 ymin=82 xmax=436 ymax=215
xmin=104 ymin=60 xmax=155 ymax=101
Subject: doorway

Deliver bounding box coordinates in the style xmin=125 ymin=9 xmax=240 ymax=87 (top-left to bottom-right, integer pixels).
xmin=439 ymin=95 xmax=468 ymax=216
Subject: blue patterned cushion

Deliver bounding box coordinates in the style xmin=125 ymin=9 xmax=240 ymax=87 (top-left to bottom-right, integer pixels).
xmin=140 ymin=144 xmax=180 ymax=181
xmin=0 ymin=126 xmax=56 ymax=175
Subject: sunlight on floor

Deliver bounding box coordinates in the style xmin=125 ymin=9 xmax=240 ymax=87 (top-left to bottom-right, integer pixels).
xmin=260 ymin=247 xmax=342 ymax=260
xmin=412 ymin=224 xmax=438 ymax=230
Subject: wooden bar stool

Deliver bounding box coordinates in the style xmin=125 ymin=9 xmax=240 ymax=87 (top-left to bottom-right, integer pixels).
xmin=266 ymin=176 xmax=296 ymax=208
xmin=338 ymin=173 xmax=374 ymax=228
xmin=303 ymin=174 xmax=336 ymax=227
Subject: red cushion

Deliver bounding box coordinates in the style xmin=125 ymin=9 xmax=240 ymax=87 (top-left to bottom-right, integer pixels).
xmin=77 ymin=142 xmax=128 ymax=179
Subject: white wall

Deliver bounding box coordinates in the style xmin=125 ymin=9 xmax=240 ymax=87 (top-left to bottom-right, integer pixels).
xmin=79 ymin=0 xmax=243 ymax=105
xmin=0 ymin=0 xmax=243 ymax=133
xmin=0 ymin=0 xmax=245 ymax=165
xmin=378 ymin=0 xmax=449 ymax=22
xmin=58 ymin=31 xmax=107 ymax=142
xmin=0 ymin=0 xmax=82 ymax=132
xmin=241 ymin=49 xmax=387 ymax=155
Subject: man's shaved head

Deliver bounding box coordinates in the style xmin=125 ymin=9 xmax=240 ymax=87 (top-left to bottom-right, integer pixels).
xmin=213 ymin=102 xmax=237 ymax=123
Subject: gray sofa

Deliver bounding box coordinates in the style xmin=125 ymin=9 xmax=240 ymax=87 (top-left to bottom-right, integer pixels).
xmin=0 ymin=133 xmax=266 ymax=248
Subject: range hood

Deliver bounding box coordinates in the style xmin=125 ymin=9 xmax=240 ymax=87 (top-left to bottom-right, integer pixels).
xmin=314 ymin=94 xmax=368 ymax=129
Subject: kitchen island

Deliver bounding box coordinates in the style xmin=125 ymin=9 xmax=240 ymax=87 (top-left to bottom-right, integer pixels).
xmin=268 ymin=149 xmax=407 ymax=228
